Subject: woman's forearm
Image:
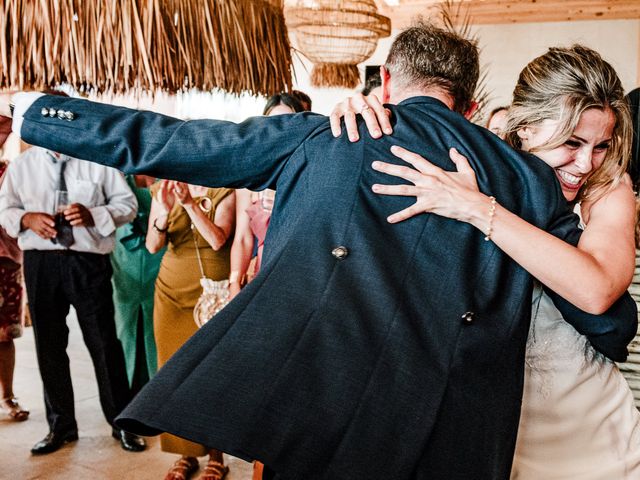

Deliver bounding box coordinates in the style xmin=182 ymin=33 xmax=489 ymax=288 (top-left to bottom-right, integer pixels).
xmin=185 ymin=203 xmax=228 ymax=251
xmin=462 ymin=188 xmax=635 ymax=313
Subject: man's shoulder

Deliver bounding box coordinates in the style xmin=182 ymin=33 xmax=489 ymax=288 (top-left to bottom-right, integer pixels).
xmin=10 ymin=146 xmax=48 ymax=168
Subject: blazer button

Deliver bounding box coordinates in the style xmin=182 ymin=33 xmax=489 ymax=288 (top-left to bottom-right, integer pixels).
xmin=41 ymin=107 xmax=49 ymax=117
xmin=57 ymin=109 xmax=66 ymax=120
xmin=48 ymin=108 xmax=57 ymax=117
xmin=64 ymin=111 xmax=75 ymax=121
xmin=331 ymin=246 xmax=349 ymax=260
xmin=461 ymin=311 xmax=474 ymax=324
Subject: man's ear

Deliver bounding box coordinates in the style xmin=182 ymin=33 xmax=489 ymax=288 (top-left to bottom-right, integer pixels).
xmin=463 ymin=101 xmax=479 ymax=120
xmin=380 ymin=65 xmax=391 ymax=104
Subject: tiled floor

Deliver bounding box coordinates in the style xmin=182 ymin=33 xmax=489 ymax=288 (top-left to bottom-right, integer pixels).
xmin=2 ymin=311 xmax=253 ymax=480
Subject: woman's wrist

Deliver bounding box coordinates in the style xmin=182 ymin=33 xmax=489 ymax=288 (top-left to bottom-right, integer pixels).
xmin=152 ymin=214 xmax=169 ymax=233
xmin=461 ymin=193 xmax=497 ymax=231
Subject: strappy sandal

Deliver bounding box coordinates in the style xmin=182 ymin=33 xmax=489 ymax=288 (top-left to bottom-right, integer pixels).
xmin=164 ymin=457 xmax=199 ymax=480
xmin=0 ymin=396 xmax=29 ymax=421
xmin=197 ymin=459 xmax=229 ymax=480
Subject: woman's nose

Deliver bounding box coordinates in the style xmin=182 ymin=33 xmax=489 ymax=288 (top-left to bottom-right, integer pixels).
xmin=574 ymin=149 xmax=593 ymax=174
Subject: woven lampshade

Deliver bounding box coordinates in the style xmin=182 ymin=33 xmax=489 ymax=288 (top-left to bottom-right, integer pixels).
xmin=286 ymin=0 xmax=390 ymax=88
xmin=0 ymin=0 xmax=293 ymax=96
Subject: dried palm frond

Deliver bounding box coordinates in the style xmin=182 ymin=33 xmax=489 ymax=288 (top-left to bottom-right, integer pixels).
xmin=437 ymin=0 xmax=492 ymax=123
xmin=0 ymin=0 xmax=292 ymax=96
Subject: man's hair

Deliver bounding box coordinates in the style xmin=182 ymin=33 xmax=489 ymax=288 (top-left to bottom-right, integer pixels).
xmin=361 ymin=72 xmax=381 ymax=96
xmin=384 ymin=22 xmax=479 ymax=113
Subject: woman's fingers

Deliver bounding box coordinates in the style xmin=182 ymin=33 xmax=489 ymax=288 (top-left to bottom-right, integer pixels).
xmin=367 ymin=95 xmax=393 ymax=135
xmin=390 ymin=146 xmax=442 ymax=176
xmin=371 ymin=183 xmax=420 ymax=197
xmin=329 ymin=106 xmax=345 ymax=138
xmin=329 ymin=93 xmax=392 ymax=141
xmin=343 ymin=111 xmax=360 ymax=142
xmin=449 ymin=147 xmax=473 ymax=173
xmin=372 ymin=161 xmax=425 ymax=183
xmin=387 ymin=204 xmax=425 ymax=223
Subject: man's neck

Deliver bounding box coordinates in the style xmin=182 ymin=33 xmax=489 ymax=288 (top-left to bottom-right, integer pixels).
xmin=388 ymin=86 xmax=455 ymax=111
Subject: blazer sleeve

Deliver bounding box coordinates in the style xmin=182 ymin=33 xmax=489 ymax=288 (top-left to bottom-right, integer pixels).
xmin=545 ymin=287 xmax=637 ymax=362
xmin=534 ymin=173 xmax=636 ymax=362
xmin=20 ymin=95 xmax=327 ymax=191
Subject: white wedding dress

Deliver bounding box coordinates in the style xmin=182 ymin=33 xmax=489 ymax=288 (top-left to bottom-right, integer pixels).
xmin=511 ymin=285 xmax=640 ymax=479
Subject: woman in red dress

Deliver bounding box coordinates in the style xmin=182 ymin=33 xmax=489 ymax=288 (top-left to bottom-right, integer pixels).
xmin=0 ymin=159 xmax=28 ymax=421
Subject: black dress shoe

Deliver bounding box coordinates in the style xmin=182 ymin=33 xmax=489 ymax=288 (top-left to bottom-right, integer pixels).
xmin=31 ymin=431 xmax=78 ymax=455
xmin=112 ymin=427 xmax=146 ymax=452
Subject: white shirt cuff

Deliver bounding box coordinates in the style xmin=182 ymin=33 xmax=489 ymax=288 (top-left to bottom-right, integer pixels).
xmin=89 ymin=205 xmax=117 ymax=237
xmin=11 ymin=92 xmax=45 ymax=137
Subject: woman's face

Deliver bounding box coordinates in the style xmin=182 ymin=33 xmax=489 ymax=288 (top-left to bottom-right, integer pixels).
xmin=487 ymin=109 xmax=508 ymax=138
xmin=267 ymin=104 xmax=295 ymax=116
xmin=518 ymin=107 xmax=615 ymax=201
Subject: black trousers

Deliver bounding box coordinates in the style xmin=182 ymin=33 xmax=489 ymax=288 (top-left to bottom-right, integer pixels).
xmin=23 ymin=250 xmax=133 ymax=434
xmin=262 ymin=466 xmax=280 ymax=480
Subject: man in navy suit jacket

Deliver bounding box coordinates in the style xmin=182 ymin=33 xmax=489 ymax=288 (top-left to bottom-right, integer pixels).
xmin=2 ymin=23 xmax=636 ymax=480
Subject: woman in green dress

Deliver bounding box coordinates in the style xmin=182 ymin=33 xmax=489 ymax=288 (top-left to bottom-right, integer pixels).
xmin=111 ymin=175 xmax=165 ymax=391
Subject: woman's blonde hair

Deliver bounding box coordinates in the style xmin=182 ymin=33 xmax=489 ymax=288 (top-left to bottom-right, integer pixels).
xmin=504 ymin=45 xmax=632 ymax=203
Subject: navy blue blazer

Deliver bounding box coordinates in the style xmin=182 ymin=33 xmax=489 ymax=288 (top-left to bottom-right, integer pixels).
xmin=20 ymin=95 xmax=637 ymax=480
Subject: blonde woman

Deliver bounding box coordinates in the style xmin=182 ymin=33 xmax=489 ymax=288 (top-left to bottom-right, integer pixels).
xmin=332 ymin=45 xmax=640 ymax=478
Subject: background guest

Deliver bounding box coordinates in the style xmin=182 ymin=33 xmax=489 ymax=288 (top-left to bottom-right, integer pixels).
xmin=229 ymin=93 xmax=305 ymax=299
xmin=291 ymin=90 xmax=312 ymax=112
xmin=485 ymin=105 xmax=509 ymax=138
xmin=361 ymin=71 xmax=383 ymax=100
xmin=0 ymin=158 xmax=28 ymax=422
xmin=0 ymin=142 xmax=143 ymax=454
xmin=147 ymin=179 xmax=235 ymax=480
xmin=111 ymin=174 xmax=164 ymax=394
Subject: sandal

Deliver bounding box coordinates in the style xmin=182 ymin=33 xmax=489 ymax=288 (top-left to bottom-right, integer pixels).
xmin=0 ymin=396 xmax=29 ymax=421
xmin=197 ymin=459 xmax=229 ymax=480
xmin=164 ymin=457 xmax=199 ymax=480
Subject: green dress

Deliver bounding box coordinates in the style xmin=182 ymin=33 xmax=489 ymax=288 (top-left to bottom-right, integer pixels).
xmin=111 ymin=176 xmax=165 ymax=386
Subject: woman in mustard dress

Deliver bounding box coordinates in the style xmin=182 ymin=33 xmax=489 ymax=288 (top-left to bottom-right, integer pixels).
xmin=147 ymin=179 xmax=235 ymax=480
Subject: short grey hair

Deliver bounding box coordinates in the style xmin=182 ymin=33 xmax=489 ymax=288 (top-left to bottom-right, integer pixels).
xmin=384 ymin=22 xmax=479 ymax=114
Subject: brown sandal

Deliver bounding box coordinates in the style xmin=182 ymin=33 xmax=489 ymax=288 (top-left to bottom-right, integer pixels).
xmin=197 ymin=460 xmax=229 ymax=480
xmin=164 ymin=457 xmax=199 ymax=480
xmin=0 ymin=396 xmax=29 ymax=421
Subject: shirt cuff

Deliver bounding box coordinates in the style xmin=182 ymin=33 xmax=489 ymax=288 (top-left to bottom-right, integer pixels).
xmin=89 ymin=206 xmax=117 ymax=237
xmin=11 ymin=92 xmax=45 ymax=137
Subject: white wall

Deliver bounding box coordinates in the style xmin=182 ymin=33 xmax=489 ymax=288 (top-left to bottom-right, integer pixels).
xmin=292 ymin=19 xmax=640 ymax=118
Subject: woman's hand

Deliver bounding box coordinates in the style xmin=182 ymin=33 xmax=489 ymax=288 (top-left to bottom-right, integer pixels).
xmin=155 ymin=179 xmax=175 ymax=214
xmin=329 ymin=93 xmax=392 ymax=142
xmin=372 ymin=146 xmax=486 ymax=224
xmin=172 ymin=181 xmax=194 ymax=207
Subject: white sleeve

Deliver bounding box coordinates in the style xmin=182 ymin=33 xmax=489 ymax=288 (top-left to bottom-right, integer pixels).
xmin=89 ymin=169 xmax=138 ymax=237
xmin=11 ymin=92 xmax=45 ymax=137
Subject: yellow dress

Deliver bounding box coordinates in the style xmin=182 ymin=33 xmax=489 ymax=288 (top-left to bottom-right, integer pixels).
xmin=152 ymin=186 xmax=233 ymax=456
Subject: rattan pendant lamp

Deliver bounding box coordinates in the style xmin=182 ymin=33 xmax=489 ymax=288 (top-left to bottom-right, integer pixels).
xmin=286 ymin=0 xmax=391 ymax=88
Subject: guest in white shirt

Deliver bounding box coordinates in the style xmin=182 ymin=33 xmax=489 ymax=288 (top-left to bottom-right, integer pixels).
xmin=0 ymin=144 xmax=147 ymax=455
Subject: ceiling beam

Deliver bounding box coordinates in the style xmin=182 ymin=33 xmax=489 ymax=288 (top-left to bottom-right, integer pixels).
xmin=374 ymin=0 xmax=640 ymax=28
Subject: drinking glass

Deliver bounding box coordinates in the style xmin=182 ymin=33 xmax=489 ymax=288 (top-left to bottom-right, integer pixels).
xmin=54 ymin=190 xmax=69 ymax=214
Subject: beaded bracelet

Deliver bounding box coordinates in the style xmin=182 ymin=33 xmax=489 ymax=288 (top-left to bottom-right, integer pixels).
xmin=484 ymin=196 xmax=497 ymax=242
